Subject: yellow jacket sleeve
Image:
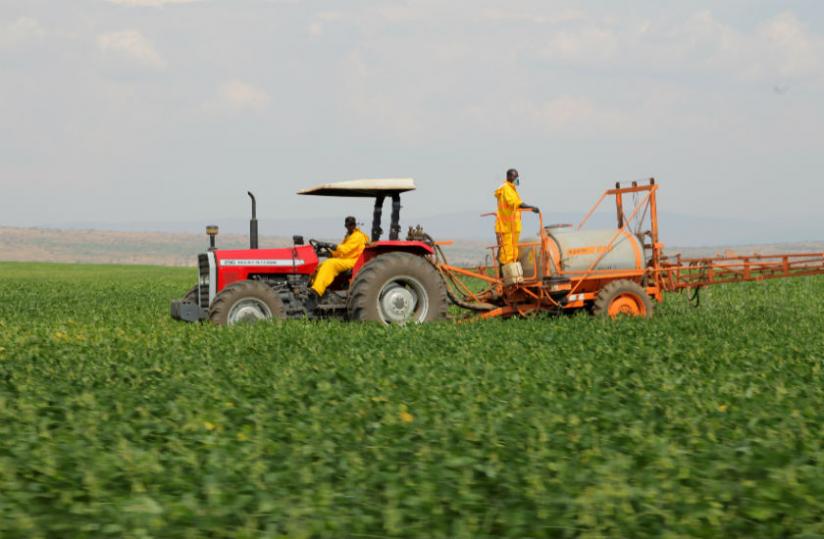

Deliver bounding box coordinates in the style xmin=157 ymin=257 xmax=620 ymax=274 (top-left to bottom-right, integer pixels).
xmin=333 ymin=229 xmax=368 ymax=260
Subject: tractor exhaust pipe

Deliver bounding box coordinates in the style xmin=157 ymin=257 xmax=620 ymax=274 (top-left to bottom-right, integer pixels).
xmin=248 ymin=191 xmax=258 ymax=249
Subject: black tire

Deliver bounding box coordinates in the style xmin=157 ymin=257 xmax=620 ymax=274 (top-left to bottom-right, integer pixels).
xmin=592 ymin=279 xmax=654 ymax=319
xmin=208 ymin=280 xmax=286 ymax=326
xmin=347 ymin=252 xmax=448 ymax=324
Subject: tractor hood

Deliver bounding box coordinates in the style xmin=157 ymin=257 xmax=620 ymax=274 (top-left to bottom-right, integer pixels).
xmin=213 ymin=245 xmax=319 ymax=290
xmin=298 ymin=178 xmax=416 ymax=197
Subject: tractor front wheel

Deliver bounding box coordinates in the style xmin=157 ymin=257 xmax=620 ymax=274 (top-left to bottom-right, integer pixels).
xmin=593 ymin=280 xmax=654 ymax=319
xmin=208 ymin=280 xmax=286 ymax=326
xmin=347 ymin=252 xmax=448 ymax=324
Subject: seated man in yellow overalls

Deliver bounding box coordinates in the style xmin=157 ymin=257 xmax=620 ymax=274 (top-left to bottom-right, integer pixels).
xmin=306 ymin=216 xmax=369 ymax=310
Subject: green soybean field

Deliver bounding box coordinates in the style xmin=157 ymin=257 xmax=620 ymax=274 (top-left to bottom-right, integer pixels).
xmin=1 ymin=261 xmax=823 ymax=539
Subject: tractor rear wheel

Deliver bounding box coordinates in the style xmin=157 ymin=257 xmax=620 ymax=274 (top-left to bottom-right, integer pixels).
xmin=208 ymin=280 xmax=286 ymax=326
xmin=347 ymin=252 xmax=448 ymax=324
xmin=593 ymin=280 xmax=654 ymax=319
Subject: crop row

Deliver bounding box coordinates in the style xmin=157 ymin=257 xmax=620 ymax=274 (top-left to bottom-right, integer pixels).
xmin=0 ymin=262 xmax=823 ymax=538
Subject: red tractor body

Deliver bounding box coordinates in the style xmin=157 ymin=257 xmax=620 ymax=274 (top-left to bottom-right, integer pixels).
xmin=214 ymin=245 xmax=319 ymax=289
xmin=212 ymin=242 xmax=433 ymax=295
xmin=172 ymin=179 xmax=449 ymax=325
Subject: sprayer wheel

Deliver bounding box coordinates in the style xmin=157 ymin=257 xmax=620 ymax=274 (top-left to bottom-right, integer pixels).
xmin=593 ymin=280 xmax=654 ymax=319
xmin=347 ymin=252 xmax=448 ymax=324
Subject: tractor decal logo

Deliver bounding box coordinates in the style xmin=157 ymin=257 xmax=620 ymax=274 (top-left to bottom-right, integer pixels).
xmin=220 ymin=259 xmax=305 ymax=267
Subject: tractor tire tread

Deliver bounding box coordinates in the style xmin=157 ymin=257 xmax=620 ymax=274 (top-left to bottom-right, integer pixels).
xmin=208 ymin=280 xmax=286 ymax=325
xmin=347 ymin=252 xmax=448 ymax=323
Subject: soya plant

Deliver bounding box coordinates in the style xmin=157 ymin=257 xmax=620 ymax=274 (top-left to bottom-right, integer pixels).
xmin=1 ymin=262 xmax=823 ymax=538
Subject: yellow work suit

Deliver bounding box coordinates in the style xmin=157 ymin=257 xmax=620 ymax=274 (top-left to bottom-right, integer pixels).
xmin=494 ymin=182 xmax=523 ymax=264
xmin=311 ymin=228 xmax=369 ymax=296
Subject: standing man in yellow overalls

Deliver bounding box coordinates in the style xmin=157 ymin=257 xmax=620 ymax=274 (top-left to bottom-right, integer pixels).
xmin=495 ymin=168 xmax=539 ymax=265
xmin=306 ymin=216 xmax=369 ymax=310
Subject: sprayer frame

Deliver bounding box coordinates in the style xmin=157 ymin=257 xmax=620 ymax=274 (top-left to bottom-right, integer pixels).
xmin=436 ymin=179 xmax=824 ymax=319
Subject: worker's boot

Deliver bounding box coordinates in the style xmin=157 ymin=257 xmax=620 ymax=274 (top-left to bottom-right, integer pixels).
xmin=304 ymin=290 xmax=321 ymax=314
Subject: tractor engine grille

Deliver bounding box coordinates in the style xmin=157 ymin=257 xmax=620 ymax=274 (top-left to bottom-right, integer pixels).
xmin=198 ymin=254 xmax=210 ymax=307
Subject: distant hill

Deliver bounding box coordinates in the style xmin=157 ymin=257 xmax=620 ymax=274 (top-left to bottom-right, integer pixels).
xmin=0 ymin=227 xmax=488 ymax=266
xmin=0 ymin=227 xmax=286 ymax=267
xmin=2 ymin=226 xmax=823 ymax=267
xmin=42 ymin=209 xmax=824 ymax=247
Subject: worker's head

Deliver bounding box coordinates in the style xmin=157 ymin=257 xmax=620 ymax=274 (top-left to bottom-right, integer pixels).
xmin=506 ymin=168 xmax=519 ymax=186
xmin=344 ymin=216 xmax=357 ymax=233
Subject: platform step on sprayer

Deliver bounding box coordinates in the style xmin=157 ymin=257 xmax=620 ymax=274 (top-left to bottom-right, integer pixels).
xmin=171 ymin=178 xmax=824 ymax=325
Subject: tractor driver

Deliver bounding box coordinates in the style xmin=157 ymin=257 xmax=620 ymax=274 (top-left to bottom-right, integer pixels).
xmin=307 ymin=216 xmax=369 ymax=308
xmin=495 ymin=168 xmax=539 ymax=265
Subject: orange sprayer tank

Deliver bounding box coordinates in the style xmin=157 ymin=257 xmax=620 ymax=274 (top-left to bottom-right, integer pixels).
xmin=520 ymin=227 xmax=645 ymax=278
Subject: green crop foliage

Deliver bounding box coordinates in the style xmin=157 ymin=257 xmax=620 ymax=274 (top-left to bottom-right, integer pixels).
xmin=1 ymin=261 xmax=823 ymax=538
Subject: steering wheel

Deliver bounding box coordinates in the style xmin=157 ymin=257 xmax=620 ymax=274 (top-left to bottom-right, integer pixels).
xmin=309 ymin=239 xmax=335 ymax=257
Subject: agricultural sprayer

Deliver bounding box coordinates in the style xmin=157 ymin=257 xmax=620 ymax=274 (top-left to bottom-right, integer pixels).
xmin=439 ymin=178 xmax=824 ymax=319
xmin=171 ymin=178 xmax=824 ymax=325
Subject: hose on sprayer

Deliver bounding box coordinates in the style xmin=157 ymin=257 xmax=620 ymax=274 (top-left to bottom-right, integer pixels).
xmin=419 ymin=231 xmax=496 ymax=312
xmin=686 ymin=260 xmax=707 ymax=308
xmin=689 ymin=287 xmax=701 ymax=307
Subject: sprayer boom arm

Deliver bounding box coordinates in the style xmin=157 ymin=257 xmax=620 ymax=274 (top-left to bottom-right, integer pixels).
xmin=658 ymin=252 xmax=824 ymax=290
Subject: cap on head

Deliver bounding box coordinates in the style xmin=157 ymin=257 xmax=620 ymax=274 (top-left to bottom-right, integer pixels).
xmin=345 ymin=216 xmax=357 ymax=226
xmin=506 ymin=169 xmax=519 ymax=182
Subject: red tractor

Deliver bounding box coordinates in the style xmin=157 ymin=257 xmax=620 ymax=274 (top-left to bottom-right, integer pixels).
xmin=170 ymin=179 xmax=448 ymax=325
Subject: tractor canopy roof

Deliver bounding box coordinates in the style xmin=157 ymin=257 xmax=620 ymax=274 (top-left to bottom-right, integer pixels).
xmin=298 ymin=178 xmax=416 ymax=198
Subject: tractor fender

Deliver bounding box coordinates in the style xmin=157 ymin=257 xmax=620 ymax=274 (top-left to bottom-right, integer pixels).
xmin=351 ymin=241 xmax=435 ymax=278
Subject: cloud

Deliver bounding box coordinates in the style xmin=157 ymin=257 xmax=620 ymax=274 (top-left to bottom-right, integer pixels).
xmin=97 ymin=30 xmax=166 ymax=69
xmin=757 ymin=12 xmax=822 ymax=78
xmin=479 ymin=8 xmax=585 ymax=25
xmin=0 ymin=17 xmax=46 ymax=48
xmin=217 ymin=80 xmax=270 ymax=111
xmin=105 ymin=0 xmax=202 ymax=6
xmin=663 ymin=10 xmax=824 ymax=82
xmin=533 ymin=10 xmax=824 ymax=84
xmin=307 ymin=11 xmax=342 ymax=38
xmin=463 ymin=95 xmax=637 ymax=138
xmin=532 ymin=96 xmax=603 ymax=128
xmin=541 ymin=25 xmax=619 ymax=64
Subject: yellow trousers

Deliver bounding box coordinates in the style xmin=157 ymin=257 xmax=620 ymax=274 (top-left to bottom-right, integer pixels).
xmin=498 ymin=231 xmax=520 ymax=264
xmin=311 ymin=257 xmax=357 ymax=296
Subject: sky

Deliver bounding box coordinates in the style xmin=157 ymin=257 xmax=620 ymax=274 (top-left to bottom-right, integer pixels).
xmin=2 ymin=0 xmax=824 ymax=244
